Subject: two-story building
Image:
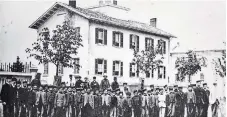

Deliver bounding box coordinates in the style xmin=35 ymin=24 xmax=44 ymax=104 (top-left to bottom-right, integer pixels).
xmin=29 ymin=0 xmax=176 ymax=87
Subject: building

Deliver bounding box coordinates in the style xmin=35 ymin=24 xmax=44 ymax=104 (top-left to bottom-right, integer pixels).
xmin=29 ymin=0 xmax=176 ymax=87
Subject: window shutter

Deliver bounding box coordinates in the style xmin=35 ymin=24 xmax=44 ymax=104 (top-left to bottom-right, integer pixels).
xmin=151 ymin=39 xmax=154 ymax=52
xmin=112 ymin=31 xmax=115 ymax=46
xmin=95 ymin=28 xmax=99 ymax=44
xmin=152 ymin=65 xmax=154 ymax=78
xmin=95 ymin=59 xmax=98 ymax=74
xmin=130 ymin=34 xmax=132 ymax=49
xmin=129 ymin=63 xmax=132 ymax=77
xmin=120 ymin=33 xmax=123 ymax=47
xmin=137 ymin=35 xmax=139 ymax=51
xmin=113 ymin=61 xmax=115 ymax=75
xmin=164 ymin=66 xmax=166 ymax=79
xmin=164 ymin=41 xmax=166 ymax=54
xmin=104 ymin=29 xmax=107 ymax=45
xmin=61 ymin=64 xmax=64 ymax=74
xmin=158 ymin=66 xmax=160 ymax=79
xmin=136 ymin=64 xmax=139 ymax=77
xmin=104 ymin=60 xmax=107 ymax=73
xmin=120 ymin=62 xmax=123 ymax=76
xmin=145 ymin=38 xmax=148 ymax=50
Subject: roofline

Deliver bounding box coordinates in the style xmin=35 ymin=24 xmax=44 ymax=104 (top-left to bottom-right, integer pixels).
xmin=170 ymin=49 xmax=226 ymax=55
xmin=86 ymin=4 xmax=130 ymax=11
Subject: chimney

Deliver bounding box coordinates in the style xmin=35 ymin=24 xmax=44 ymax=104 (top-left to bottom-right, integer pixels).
xmin=150 ymin=18 xmax=157 ymax=27
xmin=69 ymin=0 xmax=76 ymax=8
xmin=113 ymin=0 xmax=117 ymax=5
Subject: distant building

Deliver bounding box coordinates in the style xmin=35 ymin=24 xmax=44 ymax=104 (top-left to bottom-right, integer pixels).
xmin=29 ymin=0 xmax=176 ymax=86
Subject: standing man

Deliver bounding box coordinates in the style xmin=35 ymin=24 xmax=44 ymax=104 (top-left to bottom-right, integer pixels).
xmin=202 ymin=83 xmax=210 ymax=117
xmin=74 ymin=88 xmax=82 ymax=117
xmin=117 ymin=91 xmax=124 ymax=117
xmin=122 ymin=83 xmax=130 ymax=97
xmin=158 ymin=88 xmax=166 ymax=117
xmin=55 ymin=87 xmax=66 ymax=117
xmin=19 ymin=81 xmax=29 ymax=117
xmin=1 ymin=76 xmax=12 ymax=117
xmin=83 ymin=89 xmax=94 ymax=117
xmin=194 ymin=80 xmax=205 ymax=117
xmin=93 ymin=90 xmax=102 ymax=117
xmin=178 ymin=86 xmax=186 ymax=117
xmin=122 ymin=92 xmax=132 ymax=117
xmin=9 ymin=77 xmax=17 ymax=117
xmin=110 ymin=90 xmax=118 ymax=117
xmin=75 ymin=76 xmax=83 ymax=89
xmin=165 ymin=86 xmax=176 ymax=117
xmin=47 ymin=85 xmax=56 ymax=117
xmin=83 ymin=77 xmax=90 ymax=91
xmin=100 ymin=74 xmax=110 ymax=91
xmin=186 ymin=84 xmax=196 ymax=117
xmin=111 ymin=77 xmax=119 ymax=91
xmin=102 ymin=89 xmax=110 ymax=117
xmin=131 ymin=90 xmax=142 ymax=117
xmin=41 ymin=85 xmax=48 ymax=117
xmin=90 ymin=77 xmax=99 ymax=92
xmin=15 ymin=81 xmax=22 ymax=117
xmin=210 ymin=82 xmax=219 ymax=117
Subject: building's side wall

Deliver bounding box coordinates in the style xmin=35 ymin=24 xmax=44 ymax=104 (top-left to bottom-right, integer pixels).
xmin=88 ymin=22 xmax=170 ymax=86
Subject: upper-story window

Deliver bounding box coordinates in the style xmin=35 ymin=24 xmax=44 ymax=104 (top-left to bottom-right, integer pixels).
xmin=145 ymin=38 xmax=154 ymax=51
xmin=145 ymin=65 xmax=154 ymax=78
xmin=113 ymin=31 xmax=123 ymax=48
xmin=43 ymin=62 xmax=49 ymax=75
xmin=113 ymin=60 xmax=123 ymax=76
xmin=158 ymin=66 xmax=166 ymax=79
xmin=58 ymin=63 xmax=64 ymax=75
xmin=95 ymin=58 xmax=107 ymax=75
xmin=158 ymin=40 xmax=166 ymax=54
xmin=95 ymin=28 xmax=107 ymax=45
xmin=130 ymin=34 xmax=139 ymax=51
xmin=129 ymin=62 xmax=139 ymax=77
xmin=74 ymin=58 xmax=80 ymax=74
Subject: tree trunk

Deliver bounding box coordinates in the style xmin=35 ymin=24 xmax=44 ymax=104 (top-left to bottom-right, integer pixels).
xmin=188 ymin=75 xmax=191 ymax=83
xmin=56 ymin=63 xmax=59 ymax=76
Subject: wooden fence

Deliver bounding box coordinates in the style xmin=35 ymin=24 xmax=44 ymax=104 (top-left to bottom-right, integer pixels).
xmin=0 ymin=62 xmax=32 ymax=73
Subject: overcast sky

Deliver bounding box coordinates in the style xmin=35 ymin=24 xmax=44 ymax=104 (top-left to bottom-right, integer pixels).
xmin=0 ymin=0 xmax=226 ymax=63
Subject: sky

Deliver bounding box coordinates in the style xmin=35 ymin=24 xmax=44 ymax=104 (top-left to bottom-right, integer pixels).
xmin=0 ymin=0 xmax=226 ymax=63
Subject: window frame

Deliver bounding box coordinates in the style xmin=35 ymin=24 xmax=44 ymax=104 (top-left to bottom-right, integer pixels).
xmin=74 ymin=58 xmax=80 ymax=74
xmin=95 ymin=58 xmax=107 ymax=75
xmin=113 ymin=60 xmax=123 ymax=76
xmin=112 ymin=31 xmax=123 ymax=48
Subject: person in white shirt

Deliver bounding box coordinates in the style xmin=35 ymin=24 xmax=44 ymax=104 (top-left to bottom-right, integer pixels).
xmin=158 ymin=88 xmax=166 ymax=117
xmin=210 ymin=82 xmax=220 ymax=117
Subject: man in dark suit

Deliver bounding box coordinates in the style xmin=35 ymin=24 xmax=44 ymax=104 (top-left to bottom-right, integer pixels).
xmin=9 ymin=77 xmax=17 ymax=117
xmin=111 ymin=77 xmax=119 ymax=91
xmin=1 ymin=76 xmax=12 ymax=117
xmin=194 ymin=80 xmax=206 ymax=117
xmin=75 ymin=76 xmax=83 ymax=88
xmin=90 ymin=77 xmax=99 ymax=92
xmin=202 ymin=83 xmax=210 ymax=117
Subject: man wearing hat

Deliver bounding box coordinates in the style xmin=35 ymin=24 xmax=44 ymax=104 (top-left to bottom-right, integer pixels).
xmin=100 ymin=73 xmax=110 ymax=91
xmin=47 ymin=85 xmax=56 ymax=117
xmin=111 ymin=77 xmax=119 ymax=91
xmin=131 ymin=90 xmax=142 ymax=117
xmin=117 ymin=91 xmax=124 ymax=117
xmin=15 ymin=81 xmax=23 ymax=117
xmin=122 ymin=92 xmax=132 ymax=117
xmin=8 ymin=77 xmax=17 ymax=117
xmin=165 ymin=86 xmax=176 ymax=117
xmin=194 ymin=80 xmax=206 ymax=117
xmin=122 ymin=83 xmax=130 ymax=97
xmin=83 ymin=77 xmax=90 ymax=90
xmin=202 ymin=83 xmax=210 ymax=117
xmin=90 ymin=77 xmax=99 ymax=92
xmin=75 ymin=76 xmax=83 ymax=89
xmin=210 ymin=82 xmax=219 ymax=117
xmin=175 ymin=85 xmax=186 ymax=117
xmin=154 ymin=87 xmax=160 ymax=117
xmin=1 ymin=76 xmax=12 ymax=117
xmin=102 ymin=89 xmax=110 ymax=117
xmin=110 ymin=89 xmax=118 ymax=117
xmin=186 ymin=84 xmax=196 ymax=117
xmin=93 ymin=89 xmax=102 ymax=117
xmin=141 ymin=89 xmax=148 ymax=117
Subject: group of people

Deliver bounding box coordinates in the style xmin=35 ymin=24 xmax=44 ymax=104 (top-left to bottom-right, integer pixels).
xmin=0 ymin=73 xmax=221 ymax=117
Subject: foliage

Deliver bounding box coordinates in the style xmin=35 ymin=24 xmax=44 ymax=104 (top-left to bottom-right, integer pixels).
xmin=26 ymin=20 xmax=83 ymax=77
xmin=11 ymin=56 xmax=24 ymax=72
xmin=213 ymin=50 xmax=226 ymax=78
xmin=132 ymin=39 xmax=164 ymax=77
xmin=175 ymin=50 xmax=207 ymax=82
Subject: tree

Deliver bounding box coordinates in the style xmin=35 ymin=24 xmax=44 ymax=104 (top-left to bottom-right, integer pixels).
xmin=213 ymin=50 xmax=226 ymax=78
xmin=132 ymin=39 xmax=164 ymax=79
xmin=26 ymin=20 xmax=83 ymax=85
xmin=175 ymin=50 xmax=207 ymax=82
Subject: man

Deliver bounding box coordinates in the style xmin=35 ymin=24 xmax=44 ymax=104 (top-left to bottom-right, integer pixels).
xmin=31 ymin=73 xmax=41 ymax=87
xmin=90 ymin=77 xmax=99 ymax=92
xmin=102 ymin=89 xmax=110 ymax=117
xmin=83 ymin=89 xmax=94 ymax=117
xmin=165 ymin=86 xmax=176 ymax=117
xmin=83 ymin=77 xmax=90 ymax=90
xmin=75 ymin=76 xmax=83 ymax=89
xmin=158 ymin=88 xmax=166 ymax=117
xmin=122 ymin=83 xmax=130 ymax=97
xmin=154 ymin=87 xmax=160 ymax=117
xmin=131 ymin=90 xmax=142 ymax=117
xmin=15 ymin=81 xmax=22 ymax=117
xmin=19 ymin=81 xmax=29 ymax=117
xmin=122 ymin=92 xmax=132 ymax=117
xmin=94 ymin=90 xmax=102 ymax=117
xmin=176 ymin=85 xmax=186 ymax=117
xmin=194 ymin=80 xmax=206 ymax=117
xmin=74 ymin=88 xmax=82 ymax=117
xmin=36 ymin=85 xmax=43 ymax=117
xmin=100 ymin=74 xmax=110 ymax=91
xmin=55 ymin=87 xmax=66 ymax=117
xmin=9 ymin=77 xmax=17 ymax=117
xmin=111 ymin=77 xmax=119 ymax=91
xmin=202 ymin=83 xmax=210 ymax=117
xmin=67 ymin=87 xmax=75 ymax=117
xmin=1 ymin=76 xmax=12 ymax=117
xmin=27 ymin=85 xmax=37 ymax=117
xmin=110 ymin=90 xmax=118 ymax=117
xmin=69 ymin=75 xmax=73 ymax=87
xmin=210 ymin=82 xmax=219 ymax=117
xmin=141 ymin=89 xmax=148 ymax=117
xmin=47 ymin=85 xmax=56 ymax=117
xmin=186 ymin=84 xmax=196 ymax=117
xmin=41 ymin=85 xmax=48 ymax=117
xmin=117 ymin=91 xmax=124 ymax=117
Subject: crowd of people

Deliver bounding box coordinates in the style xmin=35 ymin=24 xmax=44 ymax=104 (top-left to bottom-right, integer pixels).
xmin=0 ymin=73 xmax=221 ymax=117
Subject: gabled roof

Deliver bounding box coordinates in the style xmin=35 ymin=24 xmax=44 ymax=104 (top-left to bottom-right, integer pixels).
xmin=29 ymin=2 xmax=176 ymax=38
xmin=86 ymin=4 xmax=130 ymax=11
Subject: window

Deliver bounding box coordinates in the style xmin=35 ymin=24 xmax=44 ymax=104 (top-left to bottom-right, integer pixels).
xmin=74 ymin=58 xmax=80 ymax=74
xmin=130 ymin=34 xmax=139 ymax=51
xmin=43 ymin=63 xmax=48 ymax=75
xmin=76 ymin=27 xmax=80 ymax=37
xmin=113 ymin=61 xmax=123 ymax=76
xmin=200 ymin=73 xmax=204 ymax=80
xmin=95 ymin=59 xmax=107 ymax=75
xmin=145 ymin=38 xmax=154 ymax=51
xmin=113 ymin=31 xmax=123 ymax=47
xmin=145 ymin=65 xmax=154 ymax=78
xmin=158 ymin=66 xmax=166 ymax=79
xmin=158 ymin=40 xmax=166 ymax=54
xmin=129 ymin=63 xmax=139 ymax=77
xmin=95 ymin=28 xmax=107 ymax=45
xmin=58 ymin=63 xmax=64 ymax=75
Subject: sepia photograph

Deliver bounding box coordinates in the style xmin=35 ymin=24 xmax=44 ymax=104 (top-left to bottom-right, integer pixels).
xmin=0 ymin=0 xmax=226 ymax=117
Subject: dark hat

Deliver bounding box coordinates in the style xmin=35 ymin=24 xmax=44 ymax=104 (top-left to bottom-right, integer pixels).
xmin=23 ymin=81 xmax=27 ymax=84
xmin=75 ymin=76 xmax=81 ymax=79
xmin=174 ymin=85 xmax=178 ymax=88
xmin=61 ymin=82 xmax=66 ymax=85
xmin=147 ymin=90 xmax=151 ymax=93
xmin=138 ymin=90 xmax=143 ymax=93
xmin=126 ymin=92 xmax=131 ymax=96
xmin=93 ymin=77 xmax=96 ymax=79
xmin=116 ymin=88 xmax=120 ymax=92
xmin=123 ymin=83 xmax=127 ymax=85
xmin=188 ymin=84 xmax=192 ymax=87
xmin=12 ymin=77 xmax=17 ymax=82
xmin=107 ymin=88 xmax=111 ymax=91
xmin=76 ymin=88 xmax=83 ymax=91
xmin=111 ymin=90 xmax=115 ymax=93
xmin=196 ymin=80 xmax=203 ymax=83
xmin=164 ymin=85 xmax=168 ymax=88
xmin=178 ymin=86 xmax=183 ymax=89
xmin=150 ymin=85 xmax=154 ymax=87
xmin=133 ymin=90 xmax=138 ymax=93
xmin=169 ymin=86 xmax=173 ymax=90
xmin=69 ymin=74 xmax=72 ymax=77
xmin=203 ymin=83 xmax=207 ymax=86
xmin=191 ymin=84 xmax=196 ymax=86
xmin=6 ymin=76 xmax=12 ymax=80
xmin=119 ymin=91 xmax=123 ymax=95
xmin=114 ymin=77 xmax=117 ymax=80
xmin=16 ymin=81 xmax=21 ymax=84
xmin=155 ymin=87 xmax=159 ymax=90
xmin=213 ymin=82 xmax=217 ymax=85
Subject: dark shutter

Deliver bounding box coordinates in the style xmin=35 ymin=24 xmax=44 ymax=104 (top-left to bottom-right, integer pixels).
xmin=120 ymin=33 xmax=123 ymax=47
xmin=113 ymin=61 xmax=115 ymax=75
xmin=129 ymin=63 xmax=132 ymax=77
xmin=112 ymin=31 xmax=115 ymax=46
xmin=145 ymin=38 xmax=148 ymax=50
xmin=95 ymin=28 xmax=99 ymax=44
xmin=164 ymin=41 xmax=166 ymax=54
xmin=158 ymin=66 xmax=160 ymax=79
xmin=130 ymin=34 xmax=132 ymax=49
xmin=164 ymin=66 xmax=166 ymax=79
xmin=104 ymin=60 xmax=107 ymax=73
xmin=151 ymin=39 xmax=154 ymax=52
xmin=104 ymin=29 xmax=107 ymax=45
xmin=152 ymin=65 xmax=154 ymax=78
xmin=120 ymin=62 xmax=123 ymax=76
xmin=136 ymin=35 xmax=139 ymax=51
xmin=95 ymin=59 xmax=98 ymax=74
xmin=136 ymin=64 xmax=139 ymax=77
xmin=146 ymin=71 xmax=150 ymax=78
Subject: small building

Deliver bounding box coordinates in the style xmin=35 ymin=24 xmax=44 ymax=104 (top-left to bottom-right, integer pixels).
xmin=29 ymin=0 xmax=176 ymax=87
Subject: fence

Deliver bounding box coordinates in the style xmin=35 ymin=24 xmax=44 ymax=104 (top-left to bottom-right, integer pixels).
xmin=0 ymin=62 xmax=32 ymax=73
